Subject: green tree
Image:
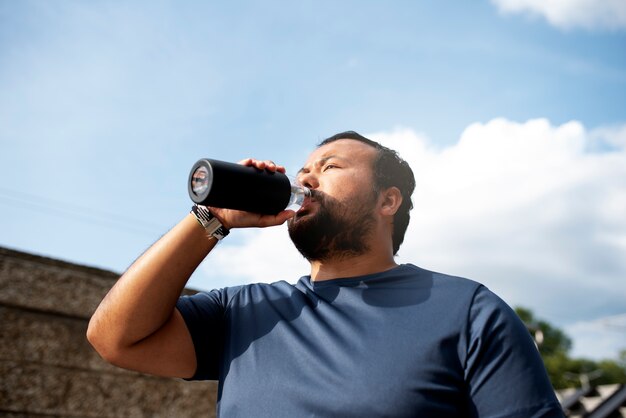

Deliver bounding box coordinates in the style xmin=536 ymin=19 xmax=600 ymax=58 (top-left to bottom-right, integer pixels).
xmin=514 ymin=307 xmax=626 ymax=389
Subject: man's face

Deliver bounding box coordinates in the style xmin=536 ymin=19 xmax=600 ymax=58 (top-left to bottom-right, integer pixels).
xmin=288 ymin=139 xmax=380 ymax=261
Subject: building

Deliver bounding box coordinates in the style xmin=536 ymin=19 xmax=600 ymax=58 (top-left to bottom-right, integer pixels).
xmin=0 ymin=246 xmax=216 ymax=417
xmin=557 ymin=384 xmax=626 ymax=418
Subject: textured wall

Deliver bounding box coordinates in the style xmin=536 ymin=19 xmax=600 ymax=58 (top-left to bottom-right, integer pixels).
xmin=0 ymin=247 xmax=217 ymax=417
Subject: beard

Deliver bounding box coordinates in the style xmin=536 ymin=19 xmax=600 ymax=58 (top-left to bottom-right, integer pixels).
xmin=287 ymin=189 xmax=377 ymax=262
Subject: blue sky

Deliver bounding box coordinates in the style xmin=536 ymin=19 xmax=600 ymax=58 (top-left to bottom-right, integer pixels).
xmin=1 ymin=0 xmax=625 ymax=360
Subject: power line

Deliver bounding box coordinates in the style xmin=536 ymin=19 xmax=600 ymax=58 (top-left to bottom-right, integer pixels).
xmin=0 ymin=186 xmax=166 ymax=237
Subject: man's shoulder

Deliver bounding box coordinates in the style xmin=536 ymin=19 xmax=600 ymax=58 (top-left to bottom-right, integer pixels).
xmin=180 ymin=279 xmax=300 ymax=307
xmin=400 ymin=263 xmax=484 ymax=292
xmin=217 ymin=279 xmax=301 ymax=302
xmin=239 ymin=279 xmax=300 ymax=291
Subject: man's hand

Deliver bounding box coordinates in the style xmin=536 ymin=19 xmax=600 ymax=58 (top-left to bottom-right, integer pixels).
xmin=208 ymin=158 xmax=296 ymax=229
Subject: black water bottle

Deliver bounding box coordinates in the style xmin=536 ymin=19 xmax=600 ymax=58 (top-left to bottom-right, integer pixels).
xmin=188 ymin=158 xmax=310 ymax=215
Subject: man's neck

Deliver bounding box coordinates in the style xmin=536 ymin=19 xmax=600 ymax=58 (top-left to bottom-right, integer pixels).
xmin=309 ymin=252 xmax=398 ymax=282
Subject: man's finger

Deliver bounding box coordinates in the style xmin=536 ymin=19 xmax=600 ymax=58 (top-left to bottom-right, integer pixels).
xmin=257 ymin=210 xmax=295 ymax=227
xmin=237 ymin=158 xmax=286 ymax=173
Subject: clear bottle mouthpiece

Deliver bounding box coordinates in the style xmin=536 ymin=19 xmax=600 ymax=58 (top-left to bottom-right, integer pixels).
xmin=286 ymin=178 xmax=310 ymax=212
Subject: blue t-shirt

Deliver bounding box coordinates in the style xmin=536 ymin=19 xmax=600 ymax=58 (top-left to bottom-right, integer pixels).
xmin=176 ymin=264 xmax=564 ymax=417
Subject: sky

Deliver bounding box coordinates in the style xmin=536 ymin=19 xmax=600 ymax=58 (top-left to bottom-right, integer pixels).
xmin=1 ymin=0 xmax=625 ymax=361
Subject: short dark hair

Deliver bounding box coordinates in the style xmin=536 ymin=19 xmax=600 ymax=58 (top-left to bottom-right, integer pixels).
xmin=318 ymin=131 xmax=415 ymax=255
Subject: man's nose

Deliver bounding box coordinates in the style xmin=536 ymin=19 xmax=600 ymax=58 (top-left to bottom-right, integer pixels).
xmin=298 ymin=171 xmax=319 ymax=189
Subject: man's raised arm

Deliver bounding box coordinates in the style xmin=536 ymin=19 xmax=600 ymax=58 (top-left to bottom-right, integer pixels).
xmin=86 ymin=159 xmax=294 ymax=378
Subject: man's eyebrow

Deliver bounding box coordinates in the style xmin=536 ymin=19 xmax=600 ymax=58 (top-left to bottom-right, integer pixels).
xmin=297 ymin=155 xmax=347 ymax=174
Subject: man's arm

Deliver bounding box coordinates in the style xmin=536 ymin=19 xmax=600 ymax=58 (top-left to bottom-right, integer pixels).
xmin=86 ymin=159 xmax=294 ymax=378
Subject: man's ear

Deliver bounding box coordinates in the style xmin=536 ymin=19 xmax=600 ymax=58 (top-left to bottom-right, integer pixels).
xmin=379 ymin=187 xmax=403 ymax=217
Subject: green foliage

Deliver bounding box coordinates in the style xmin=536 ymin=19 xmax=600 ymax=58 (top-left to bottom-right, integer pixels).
xmin=514 ymin=307 xmax=626 ymax=389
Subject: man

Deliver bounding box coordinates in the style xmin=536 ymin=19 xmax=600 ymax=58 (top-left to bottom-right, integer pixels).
xmin=87 ymin=132 xmax=564 ymax=417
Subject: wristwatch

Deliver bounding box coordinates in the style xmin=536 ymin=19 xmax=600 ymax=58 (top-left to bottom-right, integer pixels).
xmin=191 ymin=204 xmax=230 ymax=241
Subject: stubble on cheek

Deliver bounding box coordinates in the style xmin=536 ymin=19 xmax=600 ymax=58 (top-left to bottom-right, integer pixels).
xmin=287 ymin=191 xmax=376 ymax=261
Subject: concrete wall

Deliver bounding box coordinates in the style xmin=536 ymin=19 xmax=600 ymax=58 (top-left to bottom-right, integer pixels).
xmin=0 ymin=247 xmax=217 ymax=417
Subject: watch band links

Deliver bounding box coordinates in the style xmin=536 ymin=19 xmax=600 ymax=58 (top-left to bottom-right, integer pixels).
xmin=191 ymin=204 xmax=230 ymax=241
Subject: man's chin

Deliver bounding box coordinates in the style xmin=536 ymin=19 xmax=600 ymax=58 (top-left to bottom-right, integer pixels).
xmin=288 ymin=213 xmax=311 ymax=232
xmin=288 ymin=209 xmax=322 ymax=245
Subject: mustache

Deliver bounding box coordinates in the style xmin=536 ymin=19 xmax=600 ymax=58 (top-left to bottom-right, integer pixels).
xmin=308 ymin=189 xmax=334 ymax=205
xmin=306 ymin=189 xmax=338 ymax=211
xmin=309 ymin=189 xmax=323 ymax=202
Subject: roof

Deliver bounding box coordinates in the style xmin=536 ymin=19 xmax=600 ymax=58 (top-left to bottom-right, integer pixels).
xmin=557 ymin=384 xmax=626 ymax=417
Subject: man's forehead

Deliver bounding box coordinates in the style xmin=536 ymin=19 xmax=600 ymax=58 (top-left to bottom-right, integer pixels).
xmin=304 ymin=138 xmax=376 ymax=164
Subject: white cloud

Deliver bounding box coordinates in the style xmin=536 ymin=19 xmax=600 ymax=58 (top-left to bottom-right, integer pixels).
xmin=590 ymin=124 xmax=626 ymax=149
xmin=196 ymin=118 xmax=626 ymax=359
xmin=565 ymin=314 xmax=626 ymax=360
xmin=376 ymin=120 xmax=626 ymax=309
xmin=491 ymin=0 xmax=626 ymax=30
xmin=196 ymin=225 xmax=309 ymax=289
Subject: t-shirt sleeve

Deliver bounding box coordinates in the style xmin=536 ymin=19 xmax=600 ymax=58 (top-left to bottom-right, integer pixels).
xmin=176 ymin=287 xmax=240 ymax=380
xmin=464 ymin=286 xmax=565 ymax=418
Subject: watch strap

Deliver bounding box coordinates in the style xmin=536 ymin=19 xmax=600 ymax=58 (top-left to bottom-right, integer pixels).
xmin=191 ymin=204 xmax=230 ymax=241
